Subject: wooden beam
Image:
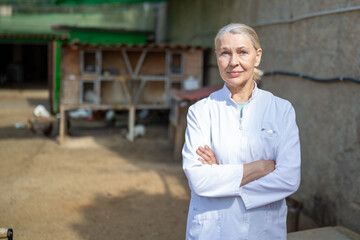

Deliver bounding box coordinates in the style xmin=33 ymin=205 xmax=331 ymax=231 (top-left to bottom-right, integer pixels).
xmin=133 ymin=49 xmax=148 ymax=78
xmin=121 ymin=49 xmax=134 ymax=78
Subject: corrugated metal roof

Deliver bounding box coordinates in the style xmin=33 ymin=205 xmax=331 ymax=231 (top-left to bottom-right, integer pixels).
xmin=0 ymin=12 xmax=153 ymax=33
xmin=51 ymin=25 xmax=153 ymax=34
xmin=54 ymin=0 xmax=166 ymax=4
xmin=0 ymin=33 xmax=69 ymax=41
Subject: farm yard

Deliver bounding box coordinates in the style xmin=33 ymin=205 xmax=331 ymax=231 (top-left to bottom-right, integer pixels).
xmin=0 ymin=87 xmax=190 ymax=240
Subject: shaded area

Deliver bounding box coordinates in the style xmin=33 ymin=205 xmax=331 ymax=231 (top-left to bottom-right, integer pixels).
xmin=288 ymin=226 xmax=360 ymax=240
xmin=0 ymin=126 xmax=39 ymax=139
xmin=26 ymin=97 xmax=50 ymax=107
xmin=0 ymin=44 xmax=48 ymax=86
xmin=71 ymin=190 xmax=188 ymax=240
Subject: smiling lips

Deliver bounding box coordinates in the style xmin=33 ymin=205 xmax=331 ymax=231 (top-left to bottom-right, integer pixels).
xmin=227 ymin=71 xmax=244 ymax=77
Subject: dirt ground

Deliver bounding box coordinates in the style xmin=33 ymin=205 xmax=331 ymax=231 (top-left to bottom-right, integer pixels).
xmin=0 ymin=87 xmax=190 ymax=240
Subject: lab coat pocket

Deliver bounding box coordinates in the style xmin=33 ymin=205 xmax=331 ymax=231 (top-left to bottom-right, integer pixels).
xmin=188 ymin=210 xmax=222 ymax=239
xmin=259 ymin=128 xmax=279 ymax=161
xmin=249 ymin=128 xmax=280 ymax=161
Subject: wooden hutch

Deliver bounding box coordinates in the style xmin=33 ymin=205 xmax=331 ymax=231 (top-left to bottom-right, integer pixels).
xmin=58 ymin=43 xmax=204 ymax=143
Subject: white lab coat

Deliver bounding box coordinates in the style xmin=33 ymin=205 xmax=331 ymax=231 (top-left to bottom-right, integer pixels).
xmin=182 ymin=83 xmax=301 ymax=240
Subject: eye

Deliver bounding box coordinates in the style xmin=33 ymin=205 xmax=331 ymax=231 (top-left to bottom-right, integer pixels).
xmin=221 ymin=51 xmax=230 ymax=56
xmin=240 ymin=50 xmax=247 ymax=55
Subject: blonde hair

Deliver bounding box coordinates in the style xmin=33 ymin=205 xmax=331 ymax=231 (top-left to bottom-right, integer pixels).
xmin=215 ymin=23 xmax=263 ymax=81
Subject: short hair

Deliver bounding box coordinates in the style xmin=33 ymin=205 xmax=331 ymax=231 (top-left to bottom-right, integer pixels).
xmin=215 ymin=23 xmax=263 ymax=81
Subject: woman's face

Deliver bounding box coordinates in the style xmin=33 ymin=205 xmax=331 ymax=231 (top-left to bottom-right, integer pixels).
xmin=216 ymin=33 xmax=262 ymax=89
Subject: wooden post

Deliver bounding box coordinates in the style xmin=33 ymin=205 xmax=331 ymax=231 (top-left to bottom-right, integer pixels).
xmin=173 ymin=116 xmax=186 ymax=161
xmin=173 ymin=101 xmax=188 ymax=161
xmin=59 ymin=105 xmax=67 ymax=144
xmin=128 ymin=104 xmax=135 ymax=141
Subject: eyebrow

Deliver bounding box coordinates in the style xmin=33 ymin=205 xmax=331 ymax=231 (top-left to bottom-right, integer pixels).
xmin=219 ymin=46 xmax=249 ymax=51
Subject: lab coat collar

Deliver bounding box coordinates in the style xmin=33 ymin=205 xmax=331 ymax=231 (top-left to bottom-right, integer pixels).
xmin=222 ymin=81 xmax=259 ymax=104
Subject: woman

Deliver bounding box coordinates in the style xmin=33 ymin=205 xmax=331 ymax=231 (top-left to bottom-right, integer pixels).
xmin=182 ymin=23 xmax=301 ymax=240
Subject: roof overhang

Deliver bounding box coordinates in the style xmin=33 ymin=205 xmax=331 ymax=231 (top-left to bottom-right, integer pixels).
xmin=54 ymin=0 xmax=166 ymax=5
xmin=62 ymin=42 xmax=204 ymax=51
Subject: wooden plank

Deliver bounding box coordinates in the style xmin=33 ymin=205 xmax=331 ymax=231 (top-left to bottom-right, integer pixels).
xmin=140 ymin=75 xmax=168 ymax=81
xmin=135 ymin=104 xmax=169 ymax=109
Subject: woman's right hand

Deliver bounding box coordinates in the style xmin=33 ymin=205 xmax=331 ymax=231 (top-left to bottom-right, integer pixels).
xmin=241 ymin=160 xmax=275 ymax=186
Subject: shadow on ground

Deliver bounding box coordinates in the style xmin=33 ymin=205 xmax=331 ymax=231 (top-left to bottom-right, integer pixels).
xmin=63 ymin=120 xmax=191 ymax=240
xmin=71 ymin=190 xmax=188 ymax=240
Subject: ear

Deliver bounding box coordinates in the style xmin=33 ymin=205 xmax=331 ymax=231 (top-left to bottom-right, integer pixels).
xmin=255 ymin=48 xmax=262 ymax=67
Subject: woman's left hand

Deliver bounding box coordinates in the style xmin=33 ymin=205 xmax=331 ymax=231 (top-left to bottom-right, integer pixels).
xmin=196 ymin=145 xmax=218 ymax=165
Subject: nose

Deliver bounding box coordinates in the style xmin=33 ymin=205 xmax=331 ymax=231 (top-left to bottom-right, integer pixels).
xmin=229 ymin=54 xmax=239 ymax=67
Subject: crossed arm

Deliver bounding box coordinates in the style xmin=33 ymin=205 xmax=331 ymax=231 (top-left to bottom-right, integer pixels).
xmin=183 ymin=104 xmax=300 ymax=208
xmin=196 ymin=145 xmax=275 ymax=186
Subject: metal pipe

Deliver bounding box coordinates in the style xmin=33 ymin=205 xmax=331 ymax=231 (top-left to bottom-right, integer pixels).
xmin=263 ymin=70 xmax=360 ymax=84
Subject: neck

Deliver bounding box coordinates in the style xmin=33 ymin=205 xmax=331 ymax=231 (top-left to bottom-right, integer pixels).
xmin=226 ymin=80 xmax=255 ymax=103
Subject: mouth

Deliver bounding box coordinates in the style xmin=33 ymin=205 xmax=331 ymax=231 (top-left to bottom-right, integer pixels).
xmin=227 ymin=71 xmax=244 ymax=77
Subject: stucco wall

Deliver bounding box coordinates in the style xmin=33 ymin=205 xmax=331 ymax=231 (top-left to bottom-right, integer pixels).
xmin=167 ymin=0 xmax=360 ymax=233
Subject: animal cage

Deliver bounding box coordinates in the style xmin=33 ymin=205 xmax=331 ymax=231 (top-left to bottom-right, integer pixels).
xmin=58 ymin=43 xmax=204 ymax=142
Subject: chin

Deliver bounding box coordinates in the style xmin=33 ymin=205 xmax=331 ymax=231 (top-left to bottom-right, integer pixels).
xmin=225 ymin=78 xmax=250 ymax=87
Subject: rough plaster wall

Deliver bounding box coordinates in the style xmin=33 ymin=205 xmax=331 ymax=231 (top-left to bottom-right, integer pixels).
xmin=261 ymin=76 xmax=360 ymax=232
xmin=257 ymin=8 xmax=360 ymax=78
xmin=167 ymin=0 xmax=360 ymax=233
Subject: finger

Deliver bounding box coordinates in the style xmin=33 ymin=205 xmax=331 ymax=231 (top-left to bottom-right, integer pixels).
xmin=197 ymin=147 xmax=208 ymax=156
xmin=197 ymin=148 xmax=211 ymax=162
xmin=204 ymin=145 xmax=215 ymax=158
xmin=198 ymin=146 xmax=218 ymax=165
xmin=197 ymin=151 xmax=211 ymax=164
xmin=198 ymin=158 xmax=208 ymax=165
xmin=201 ymin=146 xmax=216 ymax=163
xmin=198 ymin=146 xmax=213 ymax=158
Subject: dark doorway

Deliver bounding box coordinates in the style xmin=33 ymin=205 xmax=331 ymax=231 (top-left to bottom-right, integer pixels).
xmin=0 ymin=43 xmax=48 ymax=89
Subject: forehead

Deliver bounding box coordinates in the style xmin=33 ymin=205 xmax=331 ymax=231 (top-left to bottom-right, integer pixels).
xmin=218 ymin=33 xmax=253 ymax=49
